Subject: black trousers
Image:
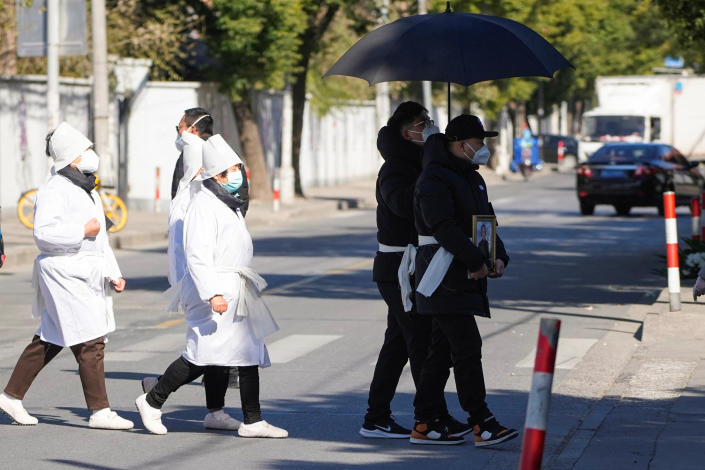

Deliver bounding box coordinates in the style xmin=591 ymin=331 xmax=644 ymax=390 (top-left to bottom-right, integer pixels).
xmin=364 ymin=281 xmax=450 ymax=423
xmin=146 ymin=357 xmax=262 ymax=424
xmin=414 ymin=314 xmax=491 ymax=425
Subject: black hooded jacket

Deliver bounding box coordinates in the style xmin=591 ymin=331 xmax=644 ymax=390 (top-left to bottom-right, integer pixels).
xmin=372 ymin=126 xmax=424 ymax=283
xmin=413 ymin=133 xmax=509 ymax=317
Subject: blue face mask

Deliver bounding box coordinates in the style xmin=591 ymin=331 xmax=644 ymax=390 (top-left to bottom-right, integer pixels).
xmin=222 ymin=170 xmax=243 ymax=195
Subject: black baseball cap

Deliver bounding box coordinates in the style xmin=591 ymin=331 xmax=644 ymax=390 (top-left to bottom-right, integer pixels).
xmin=445 ymin=114 xmax=498 ymax=141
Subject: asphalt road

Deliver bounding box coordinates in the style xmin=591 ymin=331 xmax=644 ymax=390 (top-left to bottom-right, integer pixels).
xmin=0 ymin=172 xmax=690 ymax=469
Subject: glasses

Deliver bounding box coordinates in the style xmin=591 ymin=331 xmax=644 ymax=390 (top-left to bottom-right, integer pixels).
xmin=410 ymin=118 xmax=434 ymax=129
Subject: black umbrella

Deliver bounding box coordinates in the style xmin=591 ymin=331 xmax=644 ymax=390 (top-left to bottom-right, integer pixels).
xmin=324 ymin=2 xmax=573 ymax=121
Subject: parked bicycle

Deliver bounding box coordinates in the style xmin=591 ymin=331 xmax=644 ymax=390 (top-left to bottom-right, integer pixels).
xmin=17 ymin=174 xmax=127 ymax=232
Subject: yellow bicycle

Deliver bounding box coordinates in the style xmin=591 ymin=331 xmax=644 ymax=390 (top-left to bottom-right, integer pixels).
xmin=17 ymin=174 xmax=128 ymax=233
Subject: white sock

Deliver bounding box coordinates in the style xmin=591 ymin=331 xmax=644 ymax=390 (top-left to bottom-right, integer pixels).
xmin=1 ymin=392 xmax=21 ymax=404
xmin=91 ymin=407 xmax=111 ymax=417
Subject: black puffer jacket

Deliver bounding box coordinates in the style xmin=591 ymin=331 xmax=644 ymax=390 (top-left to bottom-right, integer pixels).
xmin=372 ymin=126 xmax=424 ymax=283
xmin=413 ymin=133 xmax=509 ymax=317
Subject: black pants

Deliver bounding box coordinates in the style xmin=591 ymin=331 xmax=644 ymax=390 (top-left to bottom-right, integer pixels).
xmin=146 ymin=357 xmax=262 ymax=424
xmin=364 ymin=281 xmax=450 ymax=423
xmin=414 ymin=315 xmax=491 ymax=425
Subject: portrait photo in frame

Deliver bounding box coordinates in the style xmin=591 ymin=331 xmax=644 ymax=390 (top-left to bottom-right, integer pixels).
xmin=472 ymin=215 xmax=497 ymax=272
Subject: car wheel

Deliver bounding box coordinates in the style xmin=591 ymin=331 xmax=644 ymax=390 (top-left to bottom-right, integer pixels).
xmin=614 ymin=204 xmax=631 ymax=216
xmin=580 ymin=200 xmax=595 ymax=215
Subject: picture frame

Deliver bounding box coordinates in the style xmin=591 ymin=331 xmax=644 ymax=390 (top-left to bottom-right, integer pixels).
xmin=472 ymin=215 xmax=497 ymax=272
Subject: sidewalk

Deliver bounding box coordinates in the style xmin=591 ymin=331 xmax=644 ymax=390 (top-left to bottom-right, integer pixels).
xmin=555 ymin=284 xmax=705 ymax=469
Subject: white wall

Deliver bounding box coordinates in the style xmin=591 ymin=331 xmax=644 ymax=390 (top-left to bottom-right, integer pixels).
xmin=0 ymin=75 xmax=381 ymax=212
xmin=299 ymin=100 xmax=378 ymax=188
xmin=0 ymin=74 xmax=105 ymax=210
xmin=124 ymin=81 xmax=241 ymax=210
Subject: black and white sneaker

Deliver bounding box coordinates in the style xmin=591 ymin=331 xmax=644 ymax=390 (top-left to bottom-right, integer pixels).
xmin=472 ymin=415 xmax=519 ymax=447
xmin=409 ymin=418 xmax=465 ymax=445
xmin=359 ymin=417 xmax=411 ymax=439
xmin=443 ymin=414 xmax=473 ymax=438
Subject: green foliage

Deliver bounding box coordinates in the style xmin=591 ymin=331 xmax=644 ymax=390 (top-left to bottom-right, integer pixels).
xmin=305 ymin=1 xmax=379 ymax=115
xmin=206 ymin=0 xmax=307 ymax=101
xmin=16 ymin=0 xmax=199 ymax=80
xmin=656 ymin=0 xmax=705 ymax=72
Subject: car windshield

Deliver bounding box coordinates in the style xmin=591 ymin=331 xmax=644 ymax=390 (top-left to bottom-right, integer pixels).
xmin=589 ymin=145 xmax=659 ymax=164
xmin=583 ymin=115 xmax=644 ymax=142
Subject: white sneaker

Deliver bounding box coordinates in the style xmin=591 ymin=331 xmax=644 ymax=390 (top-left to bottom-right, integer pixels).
xmin=204 ymin=409 xmax=241 ymax=431
xmin=0 ymin=393 xmax=38 ymax=425
xmin=237 ymin=420 xmax=288 ymax=438
xmin=135 ymin=393 xmax=167 ymax=435
xmin=141 ymin=376 xmax=159 ymax=394
xmin=88 ymin=408 xmax=134 ymax=430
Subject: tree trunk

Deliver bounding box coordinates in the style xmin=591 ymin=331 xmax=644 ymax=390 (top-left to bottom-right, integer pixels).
xmin=233 ymin=99 xmax=272 ymax=201
xmin=0 ymin=3 xmax=17 ymax=75
xmin=291 ymin=69 xmax=307 ymax=196
xmin=291 ymin=4 xmax=340 ymax=197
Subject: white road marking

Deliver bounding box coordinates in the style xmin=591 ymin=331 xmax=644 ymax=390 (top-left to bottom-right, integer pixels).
xmin=267 ymin=334 xmax=342 ymax=364
xmin=516 ymin=338 xmax=598 ymax=370
xmin=105 ymin=333 xmax=185 ymax=362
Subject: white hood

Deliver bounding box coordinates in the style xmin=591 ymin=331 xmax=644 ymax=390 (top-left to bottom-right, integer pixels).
xmin=202 ymin=134 xmax=243 ymax=178
xmin=176 ymin=131 xmax=205 ymax=195
xmin=48 ymin=122 xmax=93 ymax=171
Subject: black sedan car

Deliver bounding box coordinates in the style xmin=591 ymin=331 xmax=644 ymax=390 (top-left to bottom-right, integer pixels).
xmin=576 ymin=143 xmax=703 ymax=216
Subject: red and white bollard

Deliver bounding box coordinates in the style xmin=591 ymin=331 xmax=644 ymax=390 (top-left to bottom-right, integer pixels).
xmin=154 ymin=167 xmax=161 ymax=213
xmin=691 ymin=197 xmax=701 ymax=241
xmin=519 ymin=318 xmax=561 ymax=470
xmin=272 ymin=173 xmax=280 ymax=213
xmin=701 ymin=191 xmax=705 ymax=240
xmin=664 ymin=191 xmax=680 ymax=311
xmin=557 ymin=140 xmax=565 ymax=163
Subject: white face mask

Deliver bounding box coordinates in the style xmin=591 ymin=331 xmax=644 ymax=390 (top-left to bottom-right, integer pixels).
xmin=76 ymin=149 xmax=99 ymax=174
xmin=175 ymin=135 xmax=185 ymax=152
xmin=462 ymin=143 xmax=491 ymax=165
xmin=422 ymin=124 xmax=441 ymax=142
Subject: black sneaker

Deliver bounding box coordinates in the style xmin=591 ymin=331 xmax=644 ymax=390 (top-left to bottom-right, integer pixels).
xmin=409 ymin=418 xmax=465 ymax=445
xmin=472 ymin=415 xmax=519 ymax=447
xmin=359 ymin=417 xmax=411 ymax=439
xmin=443 ymin=414 xmax=473 ymax=438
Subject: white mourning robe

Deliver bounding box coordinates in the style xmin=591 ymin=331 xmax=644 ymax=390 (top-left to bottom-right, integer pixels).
xmin=33 ymin=174 xmax=121 ymax=347
xmin=180 ymin=185 xmax=270 ymax=367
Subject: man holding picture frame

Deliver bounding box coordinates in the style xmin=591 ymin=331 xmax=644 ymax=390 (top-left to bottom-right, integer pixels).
xmin=409 ymin=114 xmax=518 ymax=447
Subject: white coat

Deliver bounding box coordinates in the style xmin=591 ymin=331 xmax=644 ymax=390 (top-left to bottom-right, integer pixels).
xmin=33 ymin=174 xmax=121 ymax=347
xmin=167 ymin=180 xmax=200 ymax=287
xmin=180 ymin=185 xmax=270 ymax=367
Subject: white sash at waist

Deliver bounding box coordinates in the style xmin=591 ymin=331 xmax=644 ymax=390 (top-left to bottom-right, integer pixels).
xmin=397 ymin=244 xmax=417 ymax=312
xmin=378 ymin=243 xmax=406 ymax=253
xmin=164 ymin=266 xmax=279 ymax=339
xmin=416 ymin=236 xmax=471 ymax=298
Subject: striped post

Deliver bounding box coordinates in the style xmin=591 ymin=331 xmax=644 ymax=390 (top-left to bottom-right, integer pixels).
xmin=519 ymin=318 xmax=561 ymax=470
xmin=154 ymin=167 xmax=161 ymax=213
xmin=664 ymin=191 xmax=680 ymax=311
xmin=701 ymin=191 xmax=705 ymax=240
xmin=691 ymin=198 xmax=701 ymax=241
xmin=273 ymin=172 xmax=281 ymax=213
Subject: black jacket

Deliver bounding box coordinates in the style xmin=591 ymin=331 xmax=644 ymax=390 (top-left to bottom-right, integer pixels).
xmin=413 ymin=133 xmax=509 ymax=317
xmin=372 ymin=126 xmax=424 ymax=283
xmin=171 ymin=150 xmax=250 ymax=216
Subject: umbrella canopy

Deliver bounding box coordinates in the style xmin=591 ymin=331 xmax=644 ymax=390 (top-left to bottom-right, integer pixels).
xmin=324 ymin=10 xmax=572 ymax=87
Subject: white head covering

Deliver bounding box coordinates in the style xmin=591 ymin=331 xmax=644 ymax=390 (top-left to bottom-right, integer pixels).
xmin=48 ymin=122 xmax=93 ymax=171
xmin=201 ymin=134 xmax=243 ymax=178
xmin=176 ymin=131 xmax=204 ymax=195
